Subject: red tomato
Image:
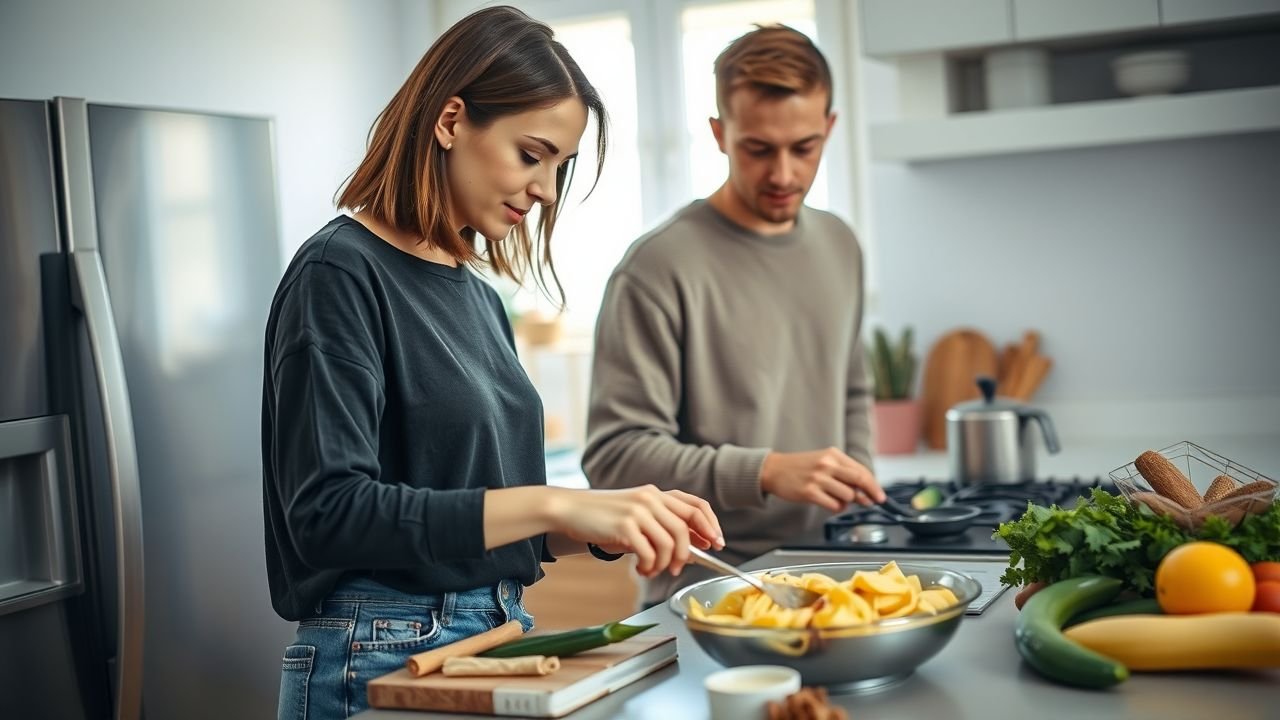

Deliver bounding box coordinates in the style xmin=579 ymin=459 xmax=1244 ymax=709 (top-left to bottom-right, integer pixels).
xmin=1253 ymin=581 xmax=1280 ymax=613
xmin=1252 ymin=562 xmax=1280 ymax=585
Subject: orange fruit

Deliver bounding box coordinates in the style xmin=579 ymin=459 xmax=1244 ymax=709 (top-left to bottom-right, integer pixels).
xmin=1155 ymin=541 xmax=1256 ymax=614
xmin=1252 ymin=561 xmax=1280 ymax=585
xmin=1254 ymin=581 xmax=1280 ymax=613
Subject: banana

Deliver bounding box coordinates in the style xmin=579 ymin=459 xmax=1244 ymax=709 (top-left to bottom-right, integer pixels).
xmin=1063 ymin=612 xmax=1280 ymax=671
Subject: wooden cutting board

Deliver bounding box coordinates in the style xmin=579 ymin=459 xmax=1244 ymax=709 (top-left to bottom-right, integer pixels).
xmin=368 ymin=635 xmax=676 ymax=717
xmin=920 ymin=329 xmax=999 ymax=450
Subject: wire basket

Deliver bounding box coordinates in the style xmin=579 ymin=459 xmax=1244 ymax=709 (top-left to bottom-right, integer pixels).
xmin=1109 ymin=440 xmax=1277 ymax=531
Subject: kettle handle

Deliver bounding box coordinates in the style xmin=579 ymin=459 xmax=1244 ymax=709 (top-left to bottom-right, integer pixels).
xmin=1020 ymin=408 xmax=1061 ymax=454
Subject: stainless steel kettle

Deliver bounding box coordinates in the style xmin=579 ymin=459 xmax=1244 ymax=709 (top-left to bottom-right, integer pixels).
xmin=947 ymin=376 xmax=1060 ymax=485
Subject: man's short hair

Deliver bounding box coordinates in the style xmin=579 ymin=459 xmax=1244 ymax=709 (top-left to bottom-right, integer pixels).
xmin=713 ymin=24 xmax=833 ymax=117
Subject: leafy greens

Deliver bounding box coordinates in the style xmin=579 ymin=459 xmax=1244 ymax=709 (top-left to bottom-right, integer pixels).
xmin=996 ymin=488 xmax=1280 ymax=595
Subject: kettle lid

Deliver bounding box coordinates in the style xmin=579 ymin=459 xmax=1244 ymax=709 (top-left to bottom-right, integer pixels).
xmin=946 ymin=376 xmax=1023 ymax=419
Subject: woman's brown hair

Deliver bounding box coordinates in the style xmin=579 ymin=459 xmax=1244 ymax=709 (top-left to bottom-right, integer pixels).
xmin=337 ymin=5 xmax=607 ymax=306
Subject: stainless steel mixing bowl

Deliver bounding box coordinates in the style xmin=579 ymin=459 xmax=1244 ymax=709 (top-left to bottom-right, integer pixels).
xmin=668 ymin=562 xmax=982 ymax=692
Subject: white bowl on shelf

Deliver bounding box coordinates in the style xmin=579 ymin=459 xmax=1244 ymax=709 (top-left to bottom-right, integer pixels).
xmin=1112 ymin=50 xmax=1189 ymax=96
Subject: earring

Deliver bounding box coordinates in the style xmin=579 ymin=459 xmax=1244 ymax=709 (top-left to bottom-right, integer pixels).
xmin=445 ymin=142 xmax=453 ymax=150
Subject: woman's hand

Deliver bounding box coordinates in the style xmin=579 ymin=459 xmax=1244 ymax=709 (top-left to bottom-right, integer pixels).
xmin=547 ymin=486 xmax=725 ymax=578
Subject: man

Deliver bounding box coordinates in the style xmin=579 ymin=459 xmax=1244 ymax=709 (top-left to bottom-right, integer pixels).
xmin=583 ymin=24 xmax=885 ymax=606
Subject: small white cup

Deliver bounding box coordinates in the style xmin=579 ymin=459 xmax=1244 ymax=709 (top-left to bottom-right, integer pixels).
xmin=704 ymin=665 xmax=802 ymax=720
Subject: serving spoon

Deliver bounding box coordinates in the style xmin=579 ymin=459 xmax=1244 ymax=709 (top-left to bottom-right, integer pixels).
xmin=688 ymin=547 xmax=822 ymax=609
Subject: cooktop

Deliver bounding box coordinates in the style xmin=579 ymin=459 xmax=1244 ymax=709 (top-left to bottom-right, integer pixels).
xmin=793 ymin=476 xmax=1114 ymax=555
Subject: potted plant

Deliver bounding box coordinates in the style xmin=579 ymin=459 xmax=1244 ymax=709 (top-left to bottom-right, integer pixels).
xmin=869 ymin=326 xmax=920 ymax=455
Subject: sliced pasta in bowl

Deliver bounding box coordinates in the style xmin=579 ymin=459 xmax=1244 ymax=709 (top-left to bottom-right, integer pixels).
xmin=669 ymin=561 xmax=981 ymax=692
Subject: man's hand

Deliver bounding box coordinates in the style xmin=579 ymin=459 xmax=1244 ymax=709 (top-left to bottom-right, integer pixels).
xmin=759 ymin=447 xmax=884 ymax=512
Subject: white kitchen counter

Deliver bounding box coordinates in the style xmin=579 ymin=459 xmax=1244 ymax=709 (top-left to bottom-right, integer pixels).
xmin=355 ymin=546 xmax=1280 ymax=720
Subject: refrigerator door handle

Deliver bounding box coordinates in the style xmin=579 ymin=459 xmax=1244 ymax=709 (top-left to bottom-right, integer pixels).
xmin=59 ymin=93 xmax=145 ymax=720
xmin=70 ymin=250 xmax=145 ymax=720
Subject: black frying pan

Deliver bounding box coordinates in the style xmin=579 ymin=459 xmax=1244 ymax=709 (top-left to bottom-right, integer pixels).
xmin=878 ymin=497 xmax=982 ymax=537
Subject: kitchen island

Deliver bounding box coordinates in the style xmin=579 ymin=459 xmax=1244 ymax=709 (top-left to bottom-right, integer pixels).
xmin=355 ymin=546 xmax=1279 ymax=720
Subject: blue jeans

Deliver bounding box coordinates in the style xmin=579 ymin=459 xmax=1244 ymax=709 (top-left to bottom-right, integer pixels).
xmin=276 ymin=576 xmax=535 ymax=720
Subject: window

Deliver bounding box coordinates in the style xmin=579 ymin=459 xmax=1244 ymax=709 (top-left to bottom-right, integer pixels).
xmin=680 ymin=0 xmax=828 ymax=208
xmin=524 ymin=11 xmax=644 ymax=327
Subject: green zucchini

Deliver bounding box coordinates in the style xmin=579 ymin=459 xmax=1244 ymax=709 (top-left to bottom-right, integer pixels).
xmin=1063 ymin=598 xmax=1162 ymax=629
xmin=1014 ymin=576 xmax=1129 ymax=689
xmin=479 ymin=621 xmax=656 ymax=659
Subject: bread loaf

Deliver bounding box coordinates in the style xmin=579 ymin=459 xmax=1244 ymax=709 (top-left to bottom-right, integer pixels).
xmin=1134 ymin=451 xmax=1202 ymax=509
xmin=1203 ymin=475 xmax=1239 ymax=503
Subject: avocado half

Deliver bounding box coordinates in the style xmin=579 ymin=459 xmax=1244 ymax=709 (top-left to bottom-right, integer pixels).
xmin=911 ymin=486 xmax=943 ymax=510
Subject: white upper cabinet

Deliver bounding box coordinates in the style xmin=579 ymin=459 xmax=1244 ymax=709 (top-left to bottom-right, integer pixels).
xmin=1161 ymin=0 xmax=1280 ymax=25
xmin=1013 ymin=1 xmax=1159 ymax=41
xmin=860 ymin=0 xmax=1280 ymax=57
xmin=861 ymin=0 xmax=1012 ymax=57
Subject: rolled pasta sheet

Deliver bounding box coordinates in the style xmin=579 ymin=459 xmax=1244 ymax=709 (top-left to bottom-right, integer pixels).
xmin=442 ymin=655 xmax=562 ymax=677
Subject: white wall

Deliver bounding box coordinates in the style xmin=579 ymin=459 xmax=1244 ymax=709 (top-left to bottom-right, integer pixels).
xmin=0 ymin=0 xmax=434 ymax=262
xmin=860 ymin=101 xmax=1280 ymax=437
xmin=396 ymin=0 xmax=444 ymax=78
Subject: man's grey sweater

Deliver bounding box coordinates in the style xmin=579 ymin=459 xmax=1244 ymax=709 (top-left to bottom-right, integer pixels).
xmin=583 ymin=200 xmax=874 ymax=604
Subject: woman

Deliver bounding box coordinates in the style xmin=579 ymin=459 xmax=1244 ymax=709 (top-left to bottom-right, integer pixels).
xmin=262 ymin=6 xmax=724 ymax=718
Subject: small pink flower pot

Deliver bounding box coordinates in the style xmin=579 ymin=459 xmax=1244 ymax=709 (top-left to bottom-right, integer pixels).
xmin=874 ymin=399 xmax=921 ymax=455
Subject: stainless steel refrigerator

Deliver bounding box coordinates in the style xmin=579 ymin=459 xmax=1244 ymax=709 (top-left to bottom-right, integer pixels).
xmin=0 ymin=97 xmax=293 ymax=719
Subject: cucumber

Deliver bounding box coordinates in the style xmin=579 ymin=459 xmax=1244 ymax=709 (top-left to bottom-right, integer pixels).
xmin=1063 ymin=598 xmax=1162 ymax=629
xmin=479 ymin=621 xmax=656 ymax=659
xmin=1014 ymin=576 xmax=1129 ymax=689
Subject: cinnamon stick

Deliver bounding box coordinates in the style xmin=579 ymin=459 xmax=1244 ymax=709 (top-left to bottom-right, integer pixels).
xmin=405 ymin=620 xmax=524 ymax=677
